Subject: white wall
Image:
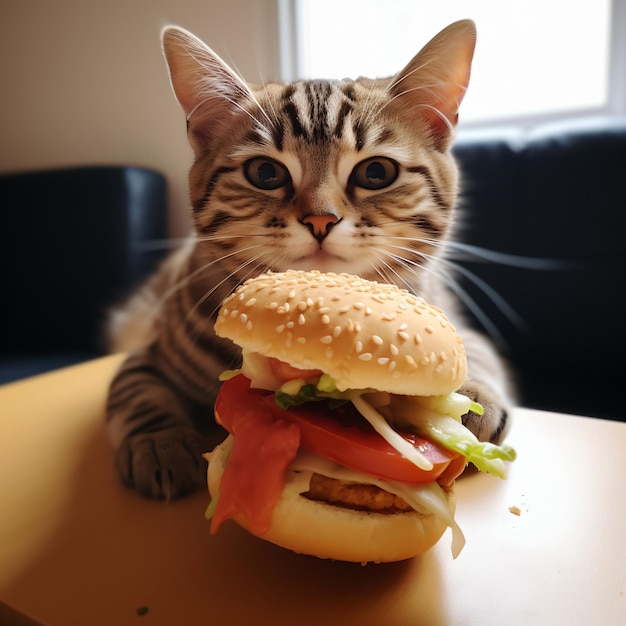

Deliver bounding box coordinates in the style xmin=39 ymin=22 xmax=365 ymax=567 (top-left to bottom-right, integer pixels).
xmin=0 ymin=0 xmax=281 ymax=236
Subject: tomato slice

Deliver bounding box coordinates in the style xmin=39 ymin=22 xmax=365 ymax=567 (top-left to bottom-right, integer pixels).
xmin=216 ymin=375 xmax=465 ymax=486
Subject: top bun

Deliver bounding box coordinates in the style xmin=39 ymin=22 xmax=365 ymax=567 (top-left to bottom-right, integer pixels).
xmin=214 ymin=270 xmax=467 ymax=396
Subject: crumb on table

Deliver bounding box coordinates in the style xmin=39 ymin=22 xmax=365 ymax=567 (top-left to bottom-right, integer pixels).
xmin=509 ymin=505 xmax=522 ymax=516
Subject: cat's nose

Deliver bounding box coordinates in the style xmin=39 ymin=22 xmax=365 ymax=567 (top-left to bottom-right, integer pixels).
xmin=300 ymin=214 xmax=341 ymax=242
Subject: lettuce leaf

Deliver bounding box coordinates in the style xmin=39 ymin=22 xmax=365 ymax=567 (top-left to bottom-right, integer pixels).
xmin=388 ymin=396 xmax=516 ymax=478
xmin=418 ymin=413 xmax=516 ymax=478
xmin=274 ymin=380 xmax=350 ymax=410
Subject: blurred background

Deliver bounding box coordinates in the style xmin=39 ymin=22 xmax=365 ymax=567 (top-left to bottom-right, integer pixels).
xmin=1 ymin=0 xmax=624 ymax=237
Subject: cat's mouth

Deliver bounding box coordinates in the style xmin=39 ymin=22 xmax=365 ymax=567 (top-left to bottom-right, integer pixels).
xmin=283 ymin=248 xmax=371 ymax=276
xmin=291 ymin=249 xmax=347 ymax=267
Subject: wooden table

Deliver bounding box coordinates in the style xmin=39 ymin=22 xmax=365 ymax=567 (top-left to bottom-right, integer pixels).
xmin=1 ymin=355 xmax=624 ymax=625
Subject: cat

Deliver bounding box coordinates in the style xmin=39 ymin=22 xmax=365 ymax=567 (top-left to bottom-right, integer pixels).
xmin=106 ymin=19 xmax=514 ymax=500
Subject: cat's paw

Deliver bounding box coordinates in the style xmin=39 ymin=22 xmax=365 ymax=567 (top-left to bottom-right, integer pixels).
xmin=457 ymin=379 xmax=510 ymax=444
xmin=115 ymin=427 xmax=207 ymax=500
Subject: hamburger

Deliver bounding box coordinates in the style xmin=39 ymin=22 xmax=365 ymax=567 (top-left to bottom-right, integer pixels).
xmin=205 ymin=270 xmax=515 ymax=563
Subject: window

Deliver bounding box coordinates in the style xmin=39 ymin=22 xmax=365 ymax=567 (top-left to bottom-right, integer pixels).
xmin=281 ymin=0 xmax=623 ymax=126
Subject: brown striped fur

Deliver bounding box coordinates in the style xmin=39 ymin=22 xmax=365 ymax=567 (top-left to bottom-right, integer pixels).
xmin=106 ymin=20 xmax=514 ymax=499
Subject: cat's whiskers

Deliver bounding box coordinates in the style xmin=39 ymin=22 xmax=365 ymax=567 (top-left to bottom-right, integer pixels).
xmin=376 ymin=241 xmax=527 ymax=340
xmin=422 ymin=238 xmax=575 ymax=270
xmin=258 ymin=80 xmax=281 ymax=130
xmin=187 ymin=248 xmax=275 ymax=323
xmin=377 ymin=85 xmax=454 ymax=134
xmin=358 ymin=79 xmax=392 ymax=132
xmin=156 ymin=241 xmax=270 ymax=313
xmin=369 ymin=255 xmax=417 ymax=294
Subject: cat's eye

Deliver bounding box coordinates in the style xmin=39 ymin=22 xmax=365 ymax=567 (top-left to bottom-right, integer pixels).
xmin=350 ymin=157 xmax=399 ymax=190
xmin=244 ymin=157 xmax=291 ymax=190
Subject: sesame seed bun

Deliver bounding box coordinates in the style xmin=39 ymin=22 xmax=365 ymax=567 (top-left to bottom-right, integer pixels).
xmin=214 ymin=270 xmax=467 ymax=396
xmin=208 ymin=435 xmax=454 ymax=563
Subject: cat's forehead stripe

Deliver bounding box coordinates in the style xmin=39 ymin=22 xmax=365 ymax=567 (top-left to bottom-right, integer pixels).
xmin=277 ymin=80 xmax=362 ymax=149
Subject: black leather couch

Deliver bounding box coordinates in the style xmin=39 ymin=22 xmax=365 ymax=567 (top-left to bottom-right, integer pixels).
xmin=453 ymin=116 xmax=626 ymax=421
xmin=0 ymin=166 xmax=168 ymax=384
xmin=1 ymin=119 xmax=624 ymax=422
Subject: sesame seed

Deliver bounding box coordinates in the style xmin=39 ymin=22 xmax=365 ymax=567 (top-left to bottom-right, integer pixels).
xmin=382 ymin=313 xmax=395 ymax=321
xmin=297 ymin=301 xmax=308 ymax=311
xmin=421 ymin=355 xmax=431 ymax=366
xmin=353 ymin=302 xmax=364 ymax=310
xmin=288 ymin=289 xmax=296 ymax=299
xmin=320 ymin=335 xmax=333 ymax=344
xmin=372 ymin=335 xmax=383 ymax=346
xmin=359 ymin=352 xmax=373 ymax=361
xmin=221 ymin=308 xmax=229 ymax=317
xmin=297 ymin=337 xmax=306 ymax=344
xmin=244 ymin=298 xmax=257 ymax=307
xmin=414 ymin=333 xmax=422 ymax=345
xmin=333 ymin=325 xmax=343 ymax=337
xmin=339 ymin=305 xmax=350 ymax=313
xmin=269 ymin=302 xmax=278 ymax=310
xmin=388 ymin=361 xmax=397 ymax=373
xmin=365 ymin=307 xmax=373 ymax=316
xmin=390 ymin=343 xmax=399 ymax=356
xmin=298 ymin=314 xmax=306 ymax=325
xmin=276 ymin=325 xmax=285 ymax=333
xmin=325 ymin=347 xmax=334 ymax=358
xmin=439 ymin=351 xmax=448 ymax=361
xmin=246 ymin=321 xmax=253 ymax=331
xmin=321 ymin=314 xmax=330 ymax=325
xmin=398 ymin=331 xmax=409 ymax=342
xmin=425 ymin=325 xmax=434 ymax=334
xmin=377 ymin=357 xmax=389 ymax=365
xmin=405 ymin=355 xmax=418 ymax=369
xmin=355 ymin=340 xmax=363 ymax=353
xmin=240 ymin=313 xmax=248 ymax=324
xmin=230 ymin=310 xmax=239 ymax=319
xmin=286 ymin=321 xmax=295 ymax=329
xmin=318 ymin=307 xmax=331 ymax=314
xmin=346 ymin=319 xmax=355 ymax=332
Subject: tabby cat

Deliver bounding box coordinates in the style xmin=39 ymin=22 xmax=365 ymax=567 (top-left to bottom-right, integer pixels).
xmin=107 ymin=19 xmax=513 ymax=500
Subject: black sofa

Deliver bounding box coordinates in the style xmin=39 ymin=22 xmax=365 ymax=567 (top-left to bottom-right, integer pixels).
xmin=452 ymin=116 xmax=626 ymax=421
xmin=0 ymin=166 xmax=168 ymax=384
xmin=1 ymin=118 xmax=624 ymax=422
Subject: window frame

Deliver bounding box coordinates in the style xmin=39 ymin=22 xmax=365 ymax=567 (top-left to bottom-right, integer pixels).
xmin=277 ymin=0 xmax=626 ymax=129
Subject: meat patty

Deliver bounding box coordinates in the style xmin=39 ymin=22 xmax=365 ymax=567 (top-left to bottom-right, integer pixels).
xmin=303 ymin=473 xmax=413 ymax=513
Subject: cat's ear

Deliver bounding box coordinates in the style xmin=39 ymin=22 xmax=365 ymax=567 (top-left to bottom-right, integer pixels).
xmin=162 ymin=26 xmax=255 ymax=152
xmin=390 ymin=19 xmax=476 ymax=148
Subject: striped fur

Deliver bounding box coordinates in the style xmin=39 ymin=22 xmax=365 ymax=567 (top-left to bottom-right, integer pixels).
xmin=107 ymin=20 xmax=514 ymax=499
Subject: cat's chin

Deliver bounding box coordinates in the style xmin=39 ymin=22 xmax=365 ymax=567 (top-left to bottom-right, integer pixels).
xmin=280 ymin=250 xmax=371 ymax=277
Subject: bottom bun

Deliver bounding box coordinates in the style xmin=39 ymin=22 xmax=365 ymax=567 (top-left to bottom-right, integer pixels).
xmin=207 ymin=436 xmax=455 ymax=563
